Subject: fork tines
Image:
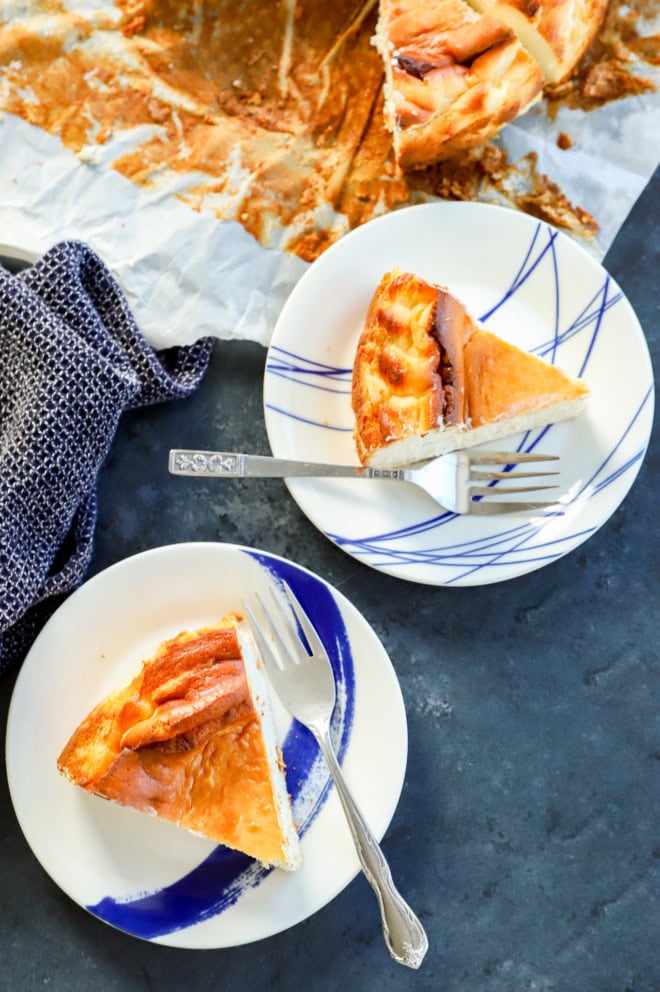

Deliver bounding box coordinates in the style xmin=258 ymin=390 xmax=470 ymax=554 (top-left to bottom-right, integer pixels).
xmin=246 ymin=586 xmax=317 ymax=663
xmin=456 ymin=450 xmax=561 ymax=514
xmin=466 ymin=499 xmax=559 ymax=515
xmin=465 ymin=449 xmax=560 ymax=509
xmin=464 ymin=450 xmax=559 ymax=465
xmin=469 ymin=467 xmax=559 ymax=482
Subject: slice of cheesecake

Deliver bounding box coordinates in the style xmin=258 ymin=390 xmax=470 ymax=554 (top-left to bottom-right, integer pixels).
xmin=351 ymin=268 xmax=589 ymax=468
xmin=57 ymin=615 xmax=301 ymax=871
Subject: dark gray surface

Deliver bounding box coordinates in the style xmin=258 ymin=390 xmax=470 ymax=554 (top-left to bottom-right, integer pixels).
xmin=1 ymin=170 xmax=658 ymax=992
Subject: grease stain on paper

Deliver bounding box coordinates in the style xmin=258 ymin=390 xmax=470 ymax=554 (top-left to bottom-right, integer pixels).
xmin=0 ymin=0 xmax=656 ymax=260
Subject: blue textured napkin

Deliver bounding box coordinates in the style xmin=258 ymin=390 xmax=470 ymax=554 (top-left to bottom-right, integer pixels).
xmin=0 ymin=241 xmax=212 ymax=673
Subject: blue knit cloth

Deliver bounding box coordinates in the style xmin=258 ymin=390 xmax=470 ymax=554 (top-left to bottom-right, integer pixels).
xmin=0 ymin=241 xmax=212 ymax=672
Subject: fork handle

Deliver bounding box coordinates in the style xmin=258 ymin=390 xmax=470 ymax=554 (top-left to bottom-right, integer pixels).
xmin=169 ymin=449 xmax=405 ymax=481
xmin=315 ymin=729 xmax=428 ymax=969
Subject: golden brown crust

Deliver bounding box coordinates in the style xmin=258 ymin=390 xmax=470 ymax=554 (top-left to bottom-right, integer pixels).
xmin=57 ymin=617 xmax=293 ymax=866
xmin=465 ymin=0 xmax=609 ymax=83
xmin=352 ymin=269 xmax=589 ymax=465
xmin=537 ymin=0 xmax=609 ymax=81
xmin=351 ymin=269 xmax=443 ymax=462
xmin=374 ymin=0 xmax=607 ymax=168
xmin=57 ymin=625 xmax=250 ymax=781
xmin=375 ymin=0 xmax=544 ymax=169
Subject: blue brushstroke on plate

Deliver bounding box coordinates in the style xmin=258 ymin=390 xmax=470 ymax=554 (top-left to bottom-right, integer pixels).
xmin=87 ymin=550 xmax=355 ymax=939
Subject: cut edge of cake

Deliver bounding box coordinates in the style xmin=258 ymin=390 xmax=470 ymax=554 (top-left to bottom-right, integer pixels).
xmin=236 ymin=622 xmax=302 ymax=871
xmin=362 ymin=390 xmax=588 ymax=468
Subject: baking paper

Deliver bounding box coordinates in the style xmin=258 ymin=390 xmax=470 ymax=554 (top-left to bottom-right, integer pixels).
xmin=0 ymin=1 xmax=658 ymax=349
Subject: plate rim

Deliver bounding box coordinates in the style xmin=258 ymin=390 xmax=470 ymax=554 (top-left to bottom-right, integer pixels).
xmin=0 ymin=243 xmax=39 ymax=264
xmin=5 ymin=540 xmax=408 ymax=949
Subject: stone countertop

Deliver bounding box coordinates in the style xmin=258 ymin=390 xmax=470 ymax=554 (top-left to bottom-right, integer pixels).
xmin=1 ymin=169 xmax=657 ymax=992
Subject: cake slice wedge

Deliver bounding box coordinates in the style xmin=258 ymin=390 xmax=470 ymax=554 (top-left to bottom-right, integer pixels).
xmin=57 ymin=615 xmax=301 ymax=871
xmin=351 ymin=268 xmax=589 ymax=468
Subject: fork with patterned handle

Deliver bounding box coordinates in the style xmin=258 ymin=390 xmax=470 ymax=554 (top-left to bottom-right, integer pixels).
xmin=169 ymin=448 xmax=559 ymax=515
xmin=243 ymin=582 xmax=429 ymax=970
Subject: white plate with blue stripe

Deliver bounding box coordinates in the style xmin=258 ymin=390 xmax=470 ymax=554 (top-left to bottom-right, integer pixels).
xmin=5 ymin=542 xmax=407 ymax=948
xmin=263 ymin=202 xmax=654 ymax=587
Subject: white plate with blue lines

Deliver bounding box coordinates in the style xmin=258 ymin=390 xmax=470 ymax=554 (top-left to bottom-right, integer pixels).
xmin=264 ymin=202 xmax=654 ymax=586
xmin=5 ymin=543 xmax=407 ymax=948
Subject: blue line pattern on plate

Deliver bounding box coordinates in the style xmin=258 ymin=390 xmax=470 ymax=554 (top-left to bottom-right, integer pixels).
xmin=265 ymin=401 xmax=353 ymax=432
xmin=534 ymin=276 xmax=622 ymax=376
xmin=326 ymin=391 xmax=651 ymax=583
xmin=264 ymin=219 xmax=652 ymax=582
xmin=265 ymin=345 xmax=353 ymax=431
xmin=266 ymin=345 xmax=352 ymax=395
xmin=87 ymin=551 xmax=355 ymax=939
xmin=479 ymin=221 xmax=558 ymax=324
xmin=265 ymin=221 xmax=605 ymax=432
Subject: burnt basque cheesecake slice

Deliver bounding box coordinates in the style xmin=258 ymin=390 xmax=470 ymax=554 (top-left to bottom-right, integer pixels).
xmin=57 ymin=615 xmax=301 ymax=870
xmin=351 ymin=268 xmax=589 ymax=468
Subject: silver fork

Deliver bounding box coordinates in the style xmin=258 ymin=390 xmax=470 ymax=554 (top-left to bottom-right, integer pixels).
xmin=169 ymin=448 xmax=559 ymax=515
xmin=243 ymin=583 xmax=429 ymax=970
